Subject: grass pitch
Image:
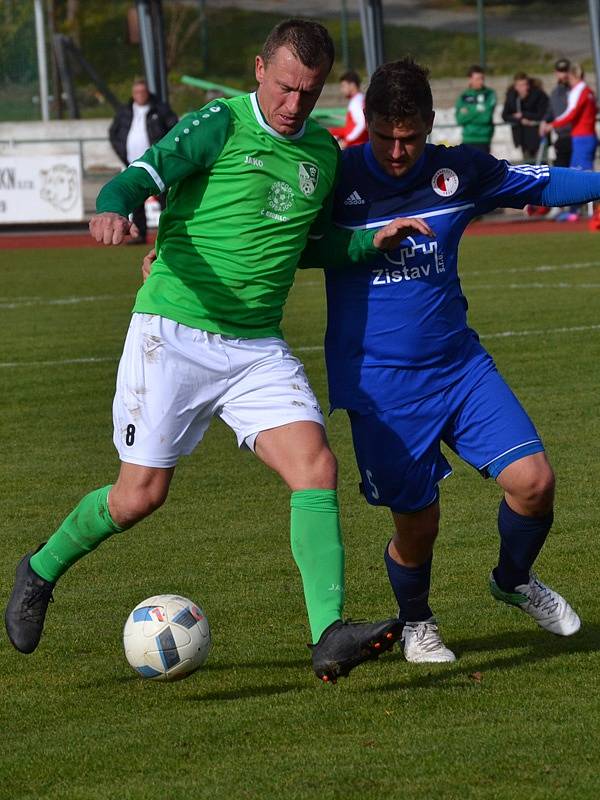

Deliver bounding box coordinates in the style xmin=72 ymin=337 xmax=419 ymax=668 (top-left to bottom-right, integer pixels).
xmin=1 ymin=229 xmax=600 ymax=799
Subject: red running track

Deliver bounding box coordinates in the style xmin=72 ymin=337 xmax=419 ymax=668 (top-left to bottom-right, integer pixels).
xmin=0 ymin=219 xmax=595 ymax=249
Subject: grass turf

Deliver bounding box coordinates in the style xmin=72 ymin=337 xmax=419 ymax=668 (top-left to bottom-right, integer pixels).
xmin=1 ymin=230 xmax=599 ymax=799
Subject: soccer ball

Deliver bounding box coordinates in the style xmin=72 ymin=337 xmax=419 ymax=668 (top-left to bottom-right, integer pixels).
xmin=123 ymin=594 xmax=211 ymax=681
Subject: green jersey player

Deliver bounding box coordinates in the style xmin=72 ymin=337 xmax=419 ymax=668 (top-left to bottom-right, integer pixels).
xmin=5 ymin=19 xmax=418 ymax=683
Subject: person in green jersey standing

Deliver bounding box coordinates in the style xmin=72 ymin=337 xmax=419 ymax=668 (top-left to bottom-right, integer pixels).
xmin=5 ymin=19 xmax=422 ymax=684
xmin=455 ymin=65 xmax=496 ymax=153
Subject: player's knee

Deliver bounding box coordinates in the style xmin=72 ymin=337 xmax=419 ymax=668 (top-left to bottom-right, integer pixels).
xmin=311 ymin=446 xmax=338 ymax=486
xmin=515 ymin=466 xmax=555 ymax=513
xmin=111 ymin=485 xmax=168 ymax=527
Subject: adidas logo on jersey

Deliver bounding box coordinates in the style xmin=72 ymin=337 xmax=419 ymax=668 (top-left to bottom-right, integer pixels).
xmin=344 ymin=190 xmax=366 ymax=205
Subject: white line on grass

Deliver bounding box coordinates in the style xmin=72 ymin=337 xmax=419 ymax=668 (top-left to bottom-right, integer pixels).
xmin=1 ymin=323 xmax=599 ymax=368
xmin=0 ymin=294 xmax=122 ymax=310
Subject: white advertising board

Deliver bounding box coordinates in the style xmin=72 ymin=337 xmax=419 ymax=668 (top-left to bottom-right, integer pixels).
xmin=0 ymin=154 xmax=84 ymax=223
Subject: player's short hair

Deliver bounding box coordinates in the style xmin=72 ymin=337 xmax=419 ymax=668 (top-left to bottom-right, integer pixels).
xmin=340 ymin=70 xmax=361 ymax=86
xmin=365 ymin=58 xmax=433 ymax=123
xmin=468 ymin=64 xmax=484 ymax=76
xmin=261 ymin=19 xmax=335 ymax=71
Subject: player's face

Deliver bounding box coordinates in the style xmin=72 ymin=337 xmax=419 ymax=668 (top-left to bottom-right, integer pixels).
xmin=515 ymin=79 xmax=530 ymax=98
xmin=340 ymin=80 xmax=356 ymax=99
xmin=469 ymin=72 xmax=485 ymax=90
xmin=255 ymin=46 xmax=330 ymax=135
xmin=132 ymin=82 xmax=150 ymax=106
xmin=368 ymin=112 xmax=434 ymax=177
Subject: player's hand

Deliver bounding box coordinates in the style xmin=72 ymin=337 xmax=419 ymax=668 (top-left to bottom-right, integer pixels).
xmin=373 ymin=217 xmax=435 ymax=250
xmin=142 ymin=248 xmax=156 ymax=283
xmin=89 ymin=212 xmax=140 ymax=245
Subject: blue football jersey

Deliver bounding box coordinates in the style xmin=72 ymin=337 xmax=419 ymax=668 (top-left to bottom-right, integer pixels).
xmin=324 ymin=143 xmax=550 ymax=412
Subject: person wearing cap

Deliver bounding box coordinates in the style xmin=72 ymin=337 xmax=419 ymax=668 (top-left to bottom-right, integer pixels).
xmin=541 ymin=63 xmax=597 ymax=170
xmin=455 ymin=65 xmax=496 ymax=153
xmin=544 ymin=59 xmax=573 ymax=168
xmin=541 ymin=62 xmax=598 ymax=220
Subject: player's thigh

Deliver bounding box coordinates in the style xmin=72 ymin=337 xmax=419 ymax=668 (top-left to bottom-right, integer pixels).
xmin=113 ymin=314 xmax=227 ymax=468
xmin=348 ymin=398 xmax=452 ymax=514
xmin=444 ymin=365 xmax=544 ymax=479
xmin=217 ymin=337 xmax=325 ymax=446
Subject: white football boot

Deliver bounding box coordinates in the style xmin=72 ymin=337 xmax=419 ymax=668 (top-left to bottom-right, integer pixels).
xmin=401 ymin=617 xmax=456 ymax=663
xmin=489 ymin=571 xmax=581 ymax=636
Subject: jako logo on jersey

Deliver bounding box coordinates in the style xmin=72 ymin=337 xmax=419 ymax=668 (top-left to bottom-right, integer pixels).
xmin=432 ymin=168 xmax=459 ymax=197
xmin=344 ymin=190 xmax=366 ymax=205
xmin=299 ymin=162 xmax=319 ymax=196
xmin=244 ymin=155 xmax=264 ymax=168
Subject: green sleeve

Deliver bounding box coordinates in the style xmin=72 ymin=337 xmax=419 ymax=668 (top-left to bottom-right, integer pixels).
xmin=455 ymin=92 xmax=473 ymax=124
xmin=299 ymin=226 xmax=378 ymax=270
xmin=485 ymin=89 xmax=497 ymax=121
xmin=96 ymin=100 xmax=231 ymax=216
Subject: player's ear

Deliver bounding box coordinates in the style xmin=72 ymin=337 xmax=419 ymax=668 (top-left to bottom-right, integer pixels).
xmin=255 ymin=55 xmax=265 ymax=86
xmin=426 ymin=110 xmax=435 ymax=135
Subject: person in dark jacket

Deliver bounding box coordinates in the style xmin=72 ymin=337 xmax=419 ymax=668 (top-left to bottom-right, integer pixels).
xmin=544 ymin=59 xmax=572 ymax=167
xmin=502 ymin=72 xmax=548 ymax=162
xmin=109 ymin=78 xmax=178 ymax=243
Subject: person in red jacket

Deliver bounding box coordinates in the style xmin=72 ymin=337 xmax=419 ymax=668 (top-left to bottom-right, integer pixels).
xmin=541 ymin=63 xmax=598 ymax=220
xmin=329 ymin=71 xmax=368 ymax=148
xmin=542 ymin=63 xmax=597 ymax=171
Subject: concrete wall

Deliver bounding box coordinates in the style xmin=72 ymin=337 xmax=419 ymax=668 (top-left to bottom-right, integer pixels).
xmin=0 ymin=110 xmax=526 ymax=168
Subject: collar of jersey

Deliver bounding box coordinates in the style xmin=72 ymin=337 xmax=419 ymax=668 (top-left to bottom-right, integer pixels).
xmin=250 ymin=92 xmax=306 ymax=141
xmin=364 ymin=143 xmax=426 ymax=189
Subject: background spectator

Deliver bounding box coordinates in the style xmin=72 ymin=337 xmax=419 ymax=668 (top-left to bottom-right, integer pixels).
xmin=502 ymin=72 xmax=548 ymax=162
xmin=541 ymin=63 xmax=597 ymax=221
xmin=109 ymin=78 xmax=178 ymax=243
xmin=329 ymin=70 xmax=368 ymax=148
xmin=544 ymin=59 xmax=573 ymax=167
xmin=455 ymin=64 xmax=496 ymax=153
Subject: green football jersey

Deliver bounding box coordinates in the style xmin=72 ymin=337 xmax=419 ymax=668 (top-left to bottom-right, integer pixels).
xmin=97 ymin=93 xmax=342 ymax=338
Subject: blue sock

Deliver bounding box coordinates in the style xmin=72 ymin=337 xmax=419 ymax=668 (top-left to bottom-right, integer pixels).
xmin=494 ymin=498 xmax=553 ymax=592
xmin=384 ymin=543 xmax=433 ymax=622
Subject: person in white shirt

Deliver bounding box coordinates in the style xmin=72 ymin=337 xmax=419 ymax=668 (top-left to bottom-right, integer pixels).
xmin=109 ymin=79 xmax=178 ymax=243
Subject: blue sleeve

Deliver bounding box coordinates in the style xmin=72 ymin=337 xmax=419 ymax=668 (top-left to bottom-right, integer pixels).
xmin=540 ymin=167 xmax=600 ymax=206
xmin=466 ymin=148 xmax=550 ymax=213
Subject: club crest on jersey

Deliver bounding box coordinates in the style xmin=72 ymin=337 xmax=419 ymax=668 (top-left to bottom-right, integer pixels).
xmin=267 ymin=180 xmax=294 ymax=213
xmin=299 ymin=162 xmax=319 ymax=196
xmin=432 ymin=168 xmax=459 ymax=197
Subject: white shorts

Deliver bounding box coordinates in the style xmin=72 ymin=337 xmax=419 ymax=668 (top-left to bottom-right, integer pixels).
xmin=113 ymin=313 xmax=325 ymax=467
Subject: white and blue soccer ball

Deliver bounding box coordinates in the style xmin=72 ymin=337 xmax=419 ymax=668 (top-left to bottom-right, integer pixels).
xmin=123 ymin=594 xmax=211 ymax=681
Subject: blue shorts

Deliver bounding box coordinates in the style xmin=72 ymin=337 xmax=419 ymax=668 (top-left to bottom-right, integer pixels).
xmin=570 ymin=135 xmax=597 ymax=171
xmin=348 ymin=361 xmax=544 ymax=513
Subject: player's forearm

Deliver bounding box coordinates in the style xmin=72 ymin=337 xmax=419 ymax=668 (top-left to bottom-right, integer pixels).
xmin=96 ymin=167 xmax=158 ymax=217
xmin=540 ymin=167 xmax=600 ymax=206
xmin=299 ymin=227 xmax=378 ymax=269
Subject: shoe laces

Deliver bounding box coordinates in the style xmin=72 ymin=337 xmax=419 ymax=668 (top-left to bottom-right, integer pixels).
xmin=407 ymin=620 xmax=443 ymax=652
xmin=22 ymin=580 xmax=54 ymax=622
xmin=525 ymin=575 xmax=559 ymax=615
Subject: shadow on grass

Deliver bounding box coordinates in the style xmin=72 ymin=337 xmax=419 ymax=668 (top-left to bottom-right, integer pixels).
xmin=187 ymin=682 xmax=307 ymax=702
xmin=369 ymin=621 xmax=600 ymax=693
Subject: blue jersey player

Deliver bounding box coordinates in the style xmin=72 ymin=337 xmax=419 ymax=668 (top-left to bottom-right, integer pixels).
xmin=325 ymin=59 xmax=600 ymax=662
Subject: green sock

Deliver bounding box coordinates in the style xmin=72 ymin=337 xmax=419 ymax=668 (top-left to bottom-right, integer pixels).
xmin=30 ymin=485 xmax=125 ymax=583
xmin=290 ymin=489 xmax=345 ymax=644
